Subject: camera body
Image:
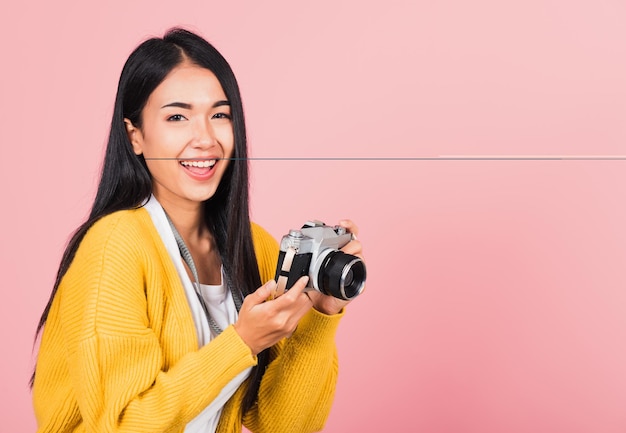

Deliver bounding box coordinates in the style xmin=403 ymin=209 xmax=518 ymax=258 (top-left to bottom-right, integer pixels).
xmin=274 ymin=220 xmax=366 ymax=300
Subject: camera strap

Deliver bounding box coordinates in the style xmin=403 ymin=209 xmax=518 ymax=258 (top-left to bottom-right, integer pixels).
xmin=274 ymin=246 xmax=297 ymax=298
xmin=164 ymin=213 xmax=243 ymax=336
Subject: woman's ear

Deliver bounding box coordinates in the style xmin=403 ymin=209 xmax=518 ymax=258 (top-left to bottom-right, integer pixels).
xmin=124 ymin=119 xmax=144 ymax=155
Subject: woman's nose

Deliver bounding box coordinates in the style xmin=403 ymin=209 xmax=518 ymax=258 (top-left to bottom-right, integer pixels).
xmin=192 ymin=119 xmax=217 ymax=148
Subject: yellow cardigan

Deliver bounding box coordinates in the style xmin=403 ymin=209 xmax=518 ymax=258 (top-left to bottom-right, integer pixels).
xmin=33 ymin=208 xmax=341 ymax=433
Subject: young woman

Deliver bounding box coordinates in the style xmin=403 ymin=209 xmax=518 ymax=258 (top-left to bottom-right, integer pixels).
xmin=32 ymin=28 xmax=364 ymax=433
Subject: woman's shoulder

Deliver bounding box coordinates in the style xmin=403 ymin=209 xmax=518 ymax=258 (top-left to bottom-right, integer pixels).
xmin=250 ymin=222 xmax=278 ymax=250
xmin=250 ymin=222 xmax=279 ymax=274
xmin=90 ymin=207 xmax=151 ymax=232
xmin=81 ymin=207 xmax=155 ymax=252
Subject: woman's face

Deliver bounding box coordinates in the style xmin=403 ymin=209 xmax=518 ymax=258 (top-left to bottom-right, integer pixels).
xmin=125 ymin=62 xmax=235 ymax=209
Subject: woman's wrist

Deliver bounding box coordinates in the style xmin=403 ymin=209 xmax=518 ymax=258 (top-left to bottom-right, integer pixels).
xmin=312 ymin=305 xmax=344 ymax=316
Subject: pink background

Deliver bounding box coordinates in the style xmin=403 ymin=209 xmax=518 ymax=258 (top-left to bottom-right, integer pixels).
xmin=2 ymin=1 xmax=626 ymax=432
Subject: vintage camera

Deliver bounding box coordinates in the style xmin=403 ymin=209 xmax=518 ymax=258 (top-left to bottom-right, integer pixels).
xmin=274 ymin=220 xmax=366 ymax=300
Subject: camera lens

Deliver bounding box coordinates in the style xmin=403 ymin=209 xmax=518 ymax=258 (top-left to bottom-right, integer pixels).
xmin=318 ymin=251 xmax=366 ymax=300
xmin=344 ymin=269 xmax=354 ymax=287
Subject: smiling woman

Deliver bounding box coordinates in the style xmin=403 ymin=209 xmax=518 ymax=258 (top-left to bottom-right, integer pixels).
xmin=125 ymin=64 xmax=235 ymax=214
xmin=30 ymin=28 xmax=365 ymax=433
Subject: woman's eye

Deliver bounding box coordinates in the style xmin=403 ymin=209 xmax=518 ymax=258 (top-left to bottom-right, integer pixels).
xmin=212 ymin=112 xmax=232 ymax=120
xmin=167 ymin=114 xmax=187 ymax=121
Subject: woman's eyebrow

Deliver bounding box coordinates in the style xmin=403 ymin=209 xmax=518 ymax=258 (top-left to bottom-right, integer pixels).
xmin=161 ymin=100 xmax=230 ymax=109
xmin=161 ymin=102 xmax=192 ymax=109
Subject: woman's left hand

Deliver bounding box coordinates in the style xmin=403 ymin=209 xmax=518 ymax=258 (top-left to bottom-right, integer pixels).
xmin=306 ymin=219 xmax=365 ymax=315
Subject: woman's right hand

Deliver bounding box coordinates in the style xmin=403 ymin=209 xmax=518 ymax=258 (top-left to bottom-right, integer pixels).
xmin=233 ymin=276 xmax=313 ymax=355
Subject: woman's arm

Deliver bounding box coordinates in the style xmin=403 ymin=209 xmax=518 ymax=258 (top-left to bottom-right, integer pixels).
xmin=237 ymin=223 xmax=346 ymax=432
xmin=242 ymin=308 xmax=343 ymax=433
xmin=34 ymin=212 xmax=258 ymax=432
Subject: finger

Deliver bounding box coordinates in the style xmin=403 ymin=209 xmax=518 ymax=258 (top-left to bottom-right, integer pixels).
xmin=290 ymin=285 xmax=316 ymax=323
xmin=340 ymin=239 xmax=363 ymax=256
xmin=297 ymin=291 xmax=315 ymax=314
xmin=247 ymin=280 xmax=276 ymax=306
xmin=339 ymin=219 xmax=359 ymax=237
xmin=280 ymin=276 xmax=310 ymax=301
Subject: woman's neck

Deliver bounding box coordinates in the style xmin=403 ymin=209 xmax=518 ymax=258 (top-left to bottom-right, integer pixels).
xmin=155 ymin=194 xmax=221 ymax=284
xmin=156 ymin=194 xmax=207 ymax=245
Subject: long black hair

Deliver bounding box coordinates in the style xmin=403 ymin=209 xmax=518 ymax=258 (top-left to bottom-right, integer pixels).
xmin=32 ymin=27 xmax=268 ymax=413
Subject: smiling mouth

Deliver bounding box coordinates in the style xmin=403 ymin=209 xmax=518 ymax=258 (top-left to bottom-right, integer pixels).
xmin=179 ymin=159 xmax=217 ymax=169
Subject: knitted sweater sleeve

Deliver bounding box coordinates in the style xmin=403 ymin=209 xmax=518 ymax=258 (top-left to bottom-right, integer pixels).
xmin=35 ymin=211 xmax=258 ymax=433
xmin=237 ymin=224 xmax=342 ymax=433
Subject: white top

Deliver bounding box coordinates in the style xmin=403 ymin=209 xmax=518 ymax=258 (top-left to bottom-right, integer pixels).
xmin=144 ymin=195 xmax=251 ymax=433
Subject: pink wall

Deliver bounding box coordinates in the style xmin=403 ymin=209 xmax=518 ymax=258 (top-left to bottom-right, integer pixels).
xmin=2 ymin=1 xmax=626 ymax=431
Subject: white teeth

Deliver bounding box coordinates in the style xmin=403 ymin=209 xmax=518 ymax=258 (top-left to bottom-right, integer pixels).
xmin=180 ymin=160 xmax=217 ymax=168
